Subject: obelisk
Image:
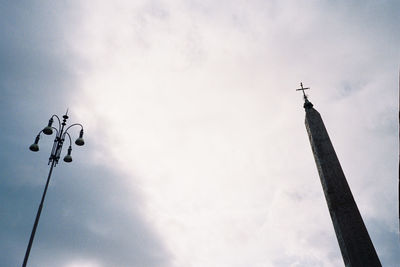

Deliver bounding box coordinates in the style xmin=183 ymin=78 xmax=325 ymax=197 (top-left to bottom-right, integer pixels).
xmin=298 ymin=83 xmax=381 ymax=266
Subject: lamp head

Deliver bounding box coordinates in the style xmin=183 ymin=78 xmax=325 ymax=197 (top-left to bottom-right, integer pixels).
xmin=63 ymin=154 xmax=72 ymax=162
xmin=43 ymin=118 xmax=54 ymax=135
xmin=75 ymin=129 xmax=84 ymax=146
xmin=63 ymin=146 xmax=73 ymax=163
xmin=43 ymin=126 xmax=53 ymax=135
xmin=29 ymin=135 xmax=40 ymax=152
xmin=29 ymin=143 xmax=39 ymax=152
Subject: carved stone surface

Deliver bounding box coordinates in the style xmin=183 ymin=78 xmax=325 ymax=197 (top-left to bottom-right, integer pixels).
xmin=305 ymin=106 xmax=381 ymax=267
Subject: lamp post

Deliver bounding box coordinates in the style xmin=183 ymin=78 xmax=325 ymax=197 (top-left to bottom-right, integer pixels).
xmin=23 ymin=111 xmax=85 ymax=267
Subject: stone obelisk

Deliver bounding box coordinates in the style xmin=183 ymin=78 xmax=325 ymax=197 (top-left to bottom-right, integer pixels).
xmin=297 ymin=83 xmax=381 ymax=266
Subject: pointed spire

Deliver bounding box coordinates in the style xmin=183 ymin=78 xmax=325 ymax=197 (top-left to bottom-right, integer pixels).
xmin=296 ymin=82 xmax=313 ymax=109
xmin=63 ymin=108 xmax=69 ymax=120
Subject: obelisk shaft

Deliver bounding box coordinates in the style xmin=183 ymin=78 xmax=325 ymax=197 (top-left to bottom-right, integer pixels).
xmin=305 ymin=106 xmax=381 ymax=267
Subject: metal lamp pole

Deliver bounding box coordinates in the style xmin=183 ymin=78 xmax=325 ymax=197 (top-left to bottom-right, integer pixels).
xmin=23 ymin=111 xmax=85 ymax=267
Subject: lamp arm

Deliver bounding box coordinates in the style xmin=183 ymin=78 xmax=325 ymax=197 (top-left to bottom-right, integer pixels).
xmin=64 ymin=132 xmax=72 ymax=147
xmin=50 ymin=115 xmax=61 ymax=130
xmin=35 ymin=130 xmax=44 ymax=136
xmin=64 ymin=123 xmax=84 ymax=134
xmin=51 ymin=127 xmax=59 ymax=136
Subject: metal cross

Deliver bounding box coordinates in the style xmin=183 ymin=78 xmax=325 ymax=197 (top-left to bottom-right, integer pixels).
xmin=296 ymin=82 xmax=310 ymax=99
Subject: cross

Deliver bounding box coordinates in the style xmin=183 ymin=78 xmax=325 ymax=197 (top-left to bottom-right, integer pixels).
xmin=296 ymin=82 xmax=310 ymax=99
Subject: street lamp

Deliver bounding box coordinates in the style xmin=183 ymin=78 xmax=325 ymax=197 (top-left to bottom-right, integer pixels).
xmin=23 ymin=111 xmax=85 ymax=267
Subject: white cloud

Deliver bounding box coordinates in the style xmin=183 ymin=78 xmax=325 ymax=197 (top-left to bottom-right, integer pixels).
xmin=68 ymin=0 xmax=400 ymax=266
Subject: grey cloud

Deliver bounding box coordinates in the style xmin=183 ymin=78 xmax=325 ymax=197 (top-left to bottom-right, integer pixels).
xmin=1 ymin=0 xmax=400 ymax=266
xmin=0 ymin=1 xmax=171 ymax=266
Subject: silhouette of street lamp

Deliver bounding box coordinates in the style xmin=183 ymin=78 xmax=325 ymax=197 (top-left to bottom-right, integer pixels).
xmin=23 ymin=111 xmax=85 ymax=267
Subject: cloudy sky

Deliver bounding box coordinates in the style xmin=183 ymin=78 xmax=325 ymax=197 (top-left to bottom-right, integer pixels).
xmin=1 ymin=0 xmax=399 ymax=266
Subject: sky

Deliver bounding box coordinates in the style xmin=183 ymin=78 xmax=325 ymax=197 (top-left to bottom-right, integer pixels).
xmin=0 ymin=0 xmax=399 ymax=266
